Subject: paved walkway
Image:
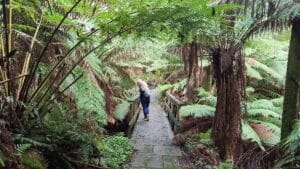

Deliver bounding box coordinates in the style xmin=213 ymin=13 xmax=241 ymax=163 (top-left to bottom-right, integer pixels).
xmin=128 ymin=89 xmax=182 ymax=169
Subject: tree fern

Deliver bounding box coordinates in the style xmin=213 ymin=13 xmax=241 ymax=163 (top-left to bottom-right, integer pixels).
xmin=179 ymin=104 xmax=215 ymax=118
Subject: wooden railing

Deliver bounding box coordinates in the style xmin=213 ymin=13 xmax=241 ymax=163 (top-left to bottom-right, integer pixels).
xmin=161 ymin=91 xmax=184 ymax=133
xmin=125 ymin=96 xmax=141 ymax=137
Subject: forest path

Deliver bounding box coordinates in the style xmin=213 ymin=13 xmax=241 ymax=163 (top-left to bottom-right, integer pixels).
xmin=127 ymin=89 xmax=184 ymax=169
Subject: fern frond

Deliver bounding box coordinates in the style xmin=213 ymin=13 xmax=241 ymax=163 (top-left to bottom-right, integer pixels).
xmin=242 ymin=120 xmax=265 ymax=150
xmin=246 ymin=57 xmax=283 ymax=83
xmin=173 ymin=78 xmax=187 ymax=91
xmin=179 ymin=104 xmax=215 ymax=118
xmin=196 ymin=87 xmax=210 ymax=98
xmin=246 ymin=86 xmax=255 ymax=95
xmin=251 ymin=116 xmax=282 ymax=127
xmin=110 ymin=64 xmax=135 ymax=90
xmin=72 ymin=73 xmax=107 ymax=126
xmin=249 ymin=120 xmax=281 ymax=136
xmin=246 ymin=63 xmax=263 ymax=80
xmin=250 ymin=123 xmax=280 ymax=145
xmin=248 ymin=99 xmax=276 ymax=111
xmin=80 ymin=143 xmax=92 ymax=162
xmin=14 ymin=135 xmax=51 ymax=148
xmin=283 ymin=121 xmax=300 ymax=148
xmin=271 ymin=97 xmax=284 ymax=107
xmin=112 ymin=101 xmax=130 ymax=121
xmin=158 ymin=84 xmax=173 ymax=93
xmin=197 ymin=96 xmax=217 ymax=107
xmin=275 ymin=121 xmax=300 ymax=168
xmin=249 ymin=120 xmax=281 ymax=145
xmin=247 ymin=109 xmax=281 ymax=119
xmin=15 ymin=144 xmax=32 ymax=155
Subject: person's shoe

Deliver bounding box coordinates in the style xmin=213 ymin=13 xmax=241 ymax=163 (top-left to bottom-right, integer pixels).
xmin=143 ymin=117 xmax=148 ymax=121
xmin=145 ymin=115 xmax=150 ymax=121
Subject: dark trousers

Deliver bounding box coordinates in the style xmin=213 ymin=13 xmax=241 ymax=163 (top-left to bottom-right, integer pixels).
xmin=141 ymin=99 xmax=150 ymax=117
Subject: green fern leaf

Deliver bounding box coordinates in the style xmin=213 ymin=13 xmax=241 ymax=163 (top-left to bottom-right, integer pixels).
xmin=173 ymin=79 xmax=187 ymax=91
xmin=247 ymin=109 xmax=281 ymax=119
xmin=112 ymin=101 xmax=131 ymax=121
xmin=197 ymin=96 xmax=217 ymax=107
xmin=15 ymin=144 xmax=32 ymax=155
xmin=196 ymin=87 xmax=210 ymax=97
xmin=248 ymin=99 xmax=276 ymax=110
xmin=179 ymin=104 xmax=215 ymax=118
xmin=246 ymin=57 xmax=283 ymax=85
xmin=158 ymin=84 xmax=173 ymax=93
xmin=284 ymin=121 xmax=300 ymax=147
xmin=246 ymin=63 xmax=263 ymax=80
xmin=271 ymin=97 xmax=284 ymax=107
xmin=249 ymin=120 xmax=281 ymax=136
xmin=242 ymin=120 xmax=265 ymax=150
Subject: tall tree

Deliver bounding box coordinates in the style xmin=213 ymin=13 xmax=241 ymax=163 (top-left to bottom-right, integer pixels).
xmin=281 ymin=16 xmax=300 ymax=140
xmin=211 ymin=0 xmax=300 ymax=161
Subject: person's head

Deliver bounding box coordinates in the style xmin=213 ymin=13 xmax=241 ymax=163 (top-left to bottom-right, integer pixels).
xmin=137 ymin=79 xmax=147 ymax=88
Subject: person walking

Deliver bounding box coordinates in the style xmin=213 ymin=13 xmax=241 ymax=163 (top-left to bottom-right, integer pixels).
xmin=137 ymin=80 xmax=151 ymax=121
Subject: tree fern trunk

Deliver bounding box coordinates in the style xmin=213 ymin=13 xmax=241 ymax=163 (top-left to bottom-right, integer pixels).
xmin=212 ymin=48 xmax=243 ymax=161
xmin=185 ymin=42 xmax=200 ymax=102
xmin=182 ymin=45 xmax=190 ymax=73
xmin=281 ymin=16 xmax=300 ymax=140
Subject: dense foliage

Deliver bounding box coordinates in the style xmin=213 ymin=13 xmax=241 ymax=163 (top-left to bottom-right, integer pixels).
xmin=0 ymin=0 xmax=299 ymax=169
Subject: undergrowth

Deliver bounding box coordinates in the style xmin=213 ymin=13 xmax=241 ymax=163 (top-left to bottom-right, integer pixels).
xmin=97 ymin=135 xmax=133 ymax=169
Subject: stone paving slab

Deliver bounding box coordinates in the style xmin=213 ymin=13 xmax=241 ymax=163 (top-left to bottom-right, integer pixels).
xmin=153 ymin=145 xmax=182 ymax=156
xmin=131 ymin=152 xmax=163 ymax=168
xmin=133 ymin=144 xmax=153 ymax=153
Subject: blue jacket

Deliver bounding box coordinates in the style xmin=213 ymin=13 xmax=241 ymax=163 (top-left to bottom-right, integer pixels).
xmin=140 ymin=88 xmax=150 ymax=104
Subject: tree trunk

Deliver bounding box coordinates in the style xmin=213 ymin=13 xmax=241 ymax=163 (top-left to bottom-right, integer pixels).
xmin=281 ymin=16 xmax=300 ymax=140
xmin=212 ymin=47 xmax=243 ymax=161
xmin=185 ymin=42 xmax=200 ymax=102
xmin=182 ymin=45 xmax=190 ymax=73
